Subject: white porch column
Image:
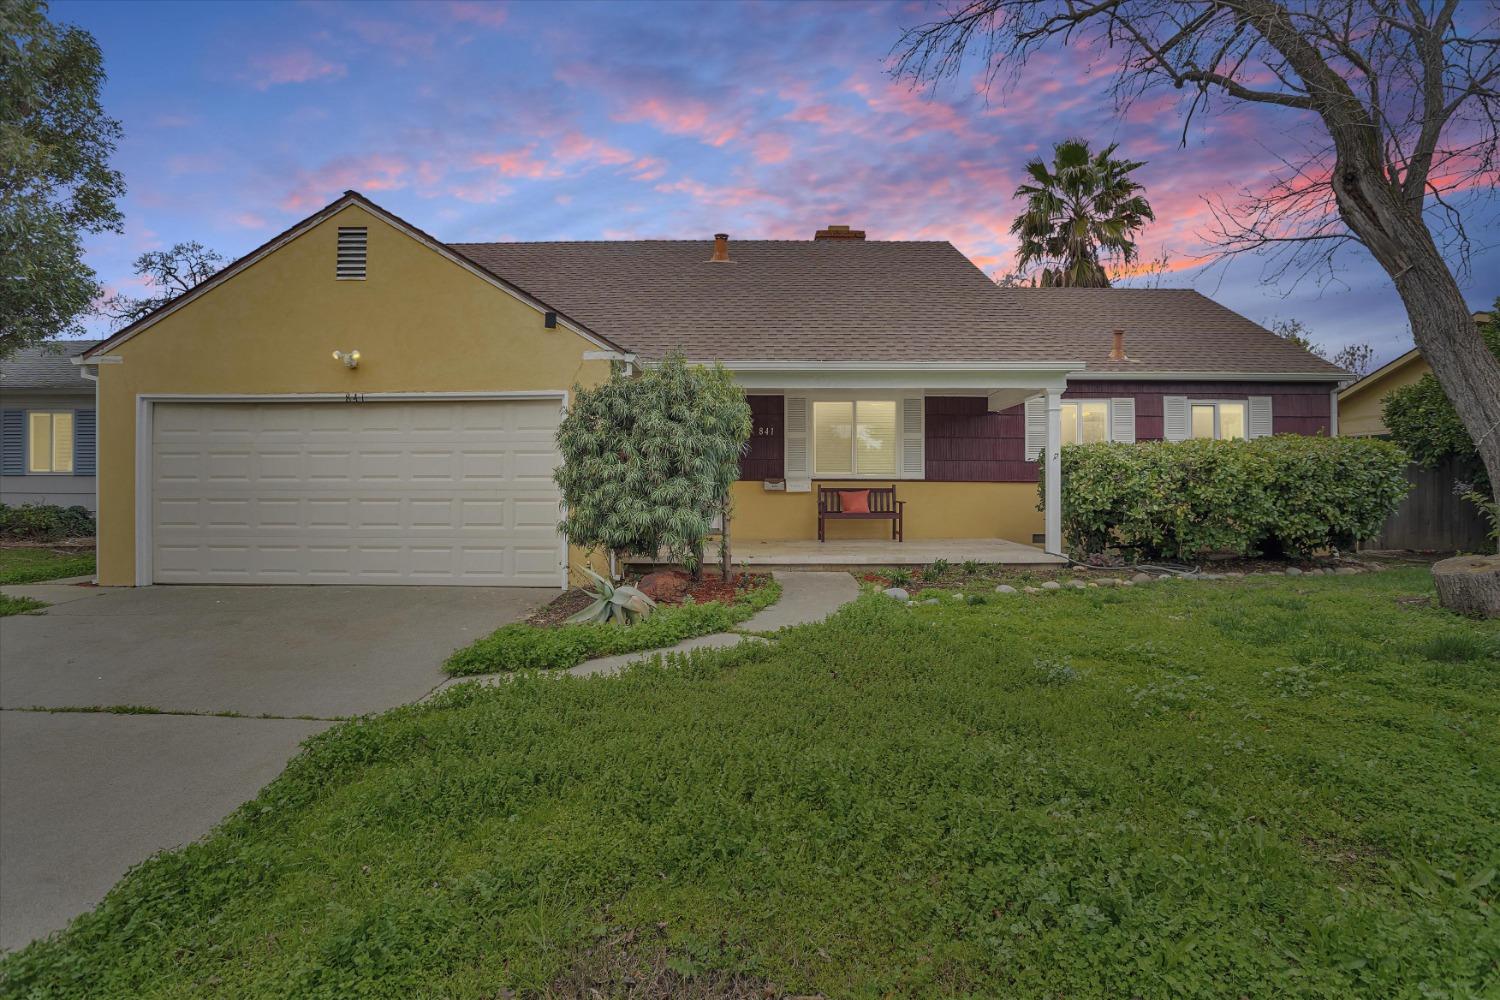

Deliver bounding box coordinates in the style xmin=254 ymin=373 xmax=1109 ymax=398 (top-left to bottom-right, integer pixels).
xmin=1044 ymin=389 xmax=1063 ymax=554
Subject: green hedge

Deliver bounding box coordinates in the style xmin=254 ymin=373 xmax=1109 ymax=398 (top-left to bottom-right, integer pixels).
xmin=0 ymin=503 xmax=96 ymax=541
xmin=1046 ymin=436 xmax=1410 ymax=560
xmin=444 ymin=578 xmax=781 ymax=675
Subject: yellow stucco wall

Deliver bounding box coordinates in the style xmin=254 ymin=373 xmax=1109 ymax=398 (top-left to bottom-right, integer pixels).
xmin=731 ymin=480 xmax=1044 ymax=544
xmin=1338 ymin=351 xmax=1429 ymax=437
xmin=92 ymin=203 xmax=612 ymax=585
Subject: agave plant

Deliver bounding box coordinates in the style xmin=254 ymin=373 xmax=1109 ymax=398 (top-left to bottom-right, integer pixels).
xmin=567 ymin=568 xmax=657 ymax=625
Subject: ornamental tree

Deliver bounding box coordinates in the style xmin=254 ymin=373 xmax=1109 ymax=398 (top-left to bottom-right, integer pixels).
xmin=555 ymin=352 xmax=751 ymax=579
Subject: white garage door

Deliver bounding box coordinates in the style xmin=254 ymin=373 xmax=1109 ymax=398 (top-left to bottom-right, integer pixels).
xmin=150 ymin=398 xmax=565 ymax=586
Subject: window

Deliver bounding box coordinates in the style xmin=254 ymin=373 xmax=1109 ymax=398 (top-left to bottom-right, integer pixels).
xmin=1060 ymin=401 xmax=1111 ymax=445
xmin=1190 ymin=401 xmax=1247 ymax=440
xmin=27 ymin=411 xmax=73 ymax=473
xmin=813 ymin=399 xmax=898 ymax=476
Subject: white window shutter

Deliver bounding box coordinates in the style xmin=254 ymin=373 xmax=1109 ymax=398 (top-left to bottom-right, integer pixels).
xmin=1110 ymin=398 xmax=1136 ymax=444
xmin=901 ymin=395 xmax=925 ymax=479
xmin=1024 ymin=396 xmax=1047 ymax=461
xmin=783 ymin=395 xmax=810 ymax=491
xmin=1248 ymin=396 xmax=1273 ymax=438
xmin=1163 ymin=396 xmax=1190 ymax=442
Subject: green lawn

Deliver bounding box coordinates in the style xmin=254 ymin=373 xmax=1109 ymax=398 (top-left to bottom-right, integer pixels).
xmin=2 ymin=569 xmax=1496 ymax=998
xmin=0 ymin=546 xmax=94 ymax=585
xmin=445 ymin=577 xmax=781 ymax=674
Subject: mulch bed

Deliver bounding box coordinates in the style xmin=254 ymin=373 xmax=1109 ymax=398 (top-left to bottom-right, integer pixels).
xmin=0 ymin=536 xmax=95 ymax=551
xmin=526 ymin=571 xmax=773 ymax=628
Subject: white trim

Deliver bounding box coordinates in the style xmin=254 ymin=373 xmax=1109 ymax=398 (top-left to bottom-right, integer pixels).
xmin=1044 ymin=390 xmax=1062 ymax=555
xmin=71 ymin=355 xmax=123 ymax=365
xmin=582 ymin=351 xmax=637 ymax=362
xmin=1069 ymin=370 xmax=1343 ymax=382
xmin=1329 ymin=387 xmax=1340 ymax=436
xmin=85 ymin=194 xmax=624 ymax=360
xmin=132 ymin=390 xmax=571 ymax=588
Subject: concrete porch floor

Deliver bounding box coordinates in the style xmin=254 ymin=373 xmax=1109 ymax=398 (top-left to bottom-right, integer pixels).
xmin=628 ymin=538 xmax=1066 ymax=570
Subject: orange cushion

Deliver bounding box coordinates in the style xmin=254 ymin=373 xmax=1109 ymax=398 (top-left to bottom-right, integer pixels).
xmin=838 ymin=489 xmax=871 ymax=514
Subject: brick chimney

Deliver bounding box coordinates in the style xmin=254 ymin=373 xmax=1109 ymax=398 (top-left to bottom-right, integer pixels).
xmin=709 ymin=233 xmax=731 ymax=262
xmin=814 ymin=224 xmax=865 ymax=241
xmin=1109 ymin=328 xmax=1129 ymax=361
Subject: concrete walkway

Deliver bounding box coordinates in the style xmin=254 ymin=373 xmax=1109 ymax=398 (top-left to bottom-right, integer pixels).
xmin=431 ymin=570 xmax=861 ymax=693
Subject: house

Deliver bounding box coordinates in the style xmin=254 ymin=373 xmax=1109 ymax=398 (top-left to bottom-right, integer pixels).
xmin=77 ymin=191 xmax=1346 ymax=588
xmin=1 ymin=341 xmax=101 ymax=512
xmin=1337 ymin=347 xmax=1431 ymax=438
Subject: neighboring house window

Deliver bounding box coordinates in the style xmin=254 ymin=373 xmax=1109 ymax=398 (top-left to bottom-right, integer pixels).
xmin=27 ymin=411 xmax=74 ymax=473
xmin=1060 ymin=401 xmax=1110 ymax=445
xmin=812 ymin=399 xmax=898 ymax=476
xmin=1189 ymin=401 xmax=1247 ymax=440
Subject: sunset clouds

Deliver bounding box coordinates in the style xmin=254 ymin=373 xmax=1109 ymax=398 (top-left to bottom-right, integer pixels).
xmin=55 ymin=0 xmax=1495 ymax=357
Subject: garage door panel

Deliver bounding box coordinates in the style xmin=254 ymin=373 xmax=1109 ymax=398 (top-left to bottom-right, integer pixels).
xmin=152 ymin=400 xmax=564 ymax=586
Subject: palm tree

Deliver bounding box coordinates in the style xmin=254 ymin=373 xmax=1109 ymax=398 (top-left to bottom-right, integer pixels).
xmin=1011 ymin=139 xmax=1155 ymax=288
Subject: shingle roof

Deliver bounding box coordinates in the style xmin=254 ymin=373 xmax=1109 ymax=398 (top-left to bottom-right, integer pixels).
xmin=453 ymin=240 xmax=1056 ymax=364
xmin=0 ymin=341 xmax=100 ymax=390
xmin=453 ymin=239 xmax=1345 ymax=377
xmin=1003 ymin=288 xmax=1350 ymax=377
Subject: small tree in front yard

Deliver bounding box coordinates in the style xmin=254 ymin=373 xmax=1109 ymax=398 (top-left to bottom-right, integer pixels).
xmin=555 ymin=351 xmax=751 ymax=580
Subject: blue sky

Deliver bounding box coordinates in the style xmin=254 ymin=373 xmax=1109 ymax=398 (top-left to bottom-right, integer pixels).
xmin=55 ymin=0 xmax=1497 ymax=362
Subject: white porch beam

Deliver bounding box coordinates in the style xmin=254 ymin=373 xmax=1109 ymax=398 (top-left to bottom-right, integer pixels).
xmin=1044 ymin=388 xmax=1063 ymax=555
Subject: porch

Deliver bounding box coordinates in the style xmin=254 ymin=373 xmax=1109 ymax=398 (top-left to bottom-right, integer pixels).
xmin=625 ymin=537 xmax=1066 ymax=572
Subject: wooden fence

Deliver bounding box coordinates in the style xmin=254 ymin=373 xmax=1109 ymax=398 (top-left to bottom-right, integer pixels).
xmin=1361 ymin=455 xmax=1493 ymax=552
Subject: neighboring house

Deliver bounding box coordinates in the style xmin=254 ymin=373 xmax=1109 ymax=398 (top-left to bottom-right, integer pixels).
xmin=77 ymin=192 xmax=1346 ymax=588
xmin=1 ymin=341 xmax=100 ymax=512
xmin=1337 ymin=331 xmax=1491 ymax=551
xmin=1337 ymin=347 xmax=1430 ymax=437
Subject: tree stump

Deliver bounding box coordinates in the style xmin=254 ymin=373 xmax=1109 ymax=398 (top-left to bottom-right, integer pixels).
xmin=1432 ymin=555 xmax=1500 ymax=618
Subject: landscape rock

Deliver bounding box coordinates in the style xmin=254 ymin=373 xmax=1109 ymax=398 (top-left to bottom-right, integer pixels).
xmin=1130 ymin=573 xmax=1153 ymax=584
xmin=1335 ymin=567 xmax=1359 ymax=575
xmin=923 ymin=598 xmax=942 ymax=605
xmin=994 ymin=584 xmax=1017 ymax=594
xmin=883 ymin=587 xmax=910 ymax=601
xmin=1120 ymin=579 xmax=1134 ymax=587
xmin=1069 ymin=580 xmax=1088 ymax=589
xmin=1223 ymin=571 xmax=1244 ymax=578
xmin=1023 ymin=586 xmax=1041 ymax=594
xmin=636 ymin=569 xmax=691 ymax=602
xmin=1041 ymin=581 xmax=1062 ymax=591
xmin=1285 ymin=567 xmax=1303 ymax=576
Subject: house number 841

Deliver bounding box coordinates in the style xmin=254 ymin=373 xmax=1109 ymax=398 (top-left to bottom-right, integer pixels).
xmin=344 ymin=393 xmax=365 ymax=403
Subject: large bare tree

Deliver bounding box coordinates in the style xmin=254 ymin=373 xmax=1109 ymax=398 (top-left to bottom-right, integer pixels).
xmin=894 ymin=0 xmax=1500 ymax=496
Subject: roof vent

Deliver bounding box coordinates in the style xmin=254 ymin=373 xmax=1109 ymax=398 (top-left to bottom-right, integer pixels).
xmin=815 ymin=224 xmax=865 ymax=241
xmin=709 ymin=233 xmax=731 ymax=263
xmin=337 ymin=226 xmax=367 ymax=280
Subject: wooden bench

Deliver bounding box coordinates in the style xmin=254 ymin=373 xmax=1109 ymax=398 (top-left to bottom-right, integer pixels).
xmin=818 ymin=485 xmax=904 ymax=542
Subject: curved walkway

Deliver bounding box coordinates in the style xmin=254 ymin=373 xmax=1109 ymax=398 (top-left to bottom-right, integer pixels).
xmin=429 ymin=570 xmax=861 ymax=694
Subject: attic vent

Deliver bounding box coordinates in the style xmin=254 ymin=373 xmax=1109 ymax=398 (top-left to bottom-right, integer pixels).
xmin=336 ymin=227 xmax=367 ymax=280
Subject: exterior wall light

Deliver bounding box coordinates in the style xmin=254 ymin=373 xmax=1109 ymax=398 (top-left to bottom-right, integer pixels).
xmin=333 ymin=350 xmax=361 ymax=369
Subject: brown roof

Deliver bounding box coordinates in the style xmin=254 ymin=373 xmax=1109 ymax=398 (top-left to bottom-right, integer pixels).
xmin=455 ymin=239 xmax=1346 ymax=377
xmin=1004 ymin=288 xmax=1350 ymax=377
xmin=452 ymin=239 xmax=1057 ymax=364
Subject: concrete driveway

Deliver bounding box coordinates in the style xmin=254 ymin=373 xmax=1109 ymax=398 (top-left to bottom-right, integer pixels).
xmin=0 ymin=582 xmax=549 ymax=951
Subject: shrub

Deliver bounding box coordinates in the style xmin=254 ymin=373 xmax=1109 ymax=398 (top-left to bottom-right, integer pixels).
xmin=1048 ymin=436 xmax=1410 ymax=560
xmin=0 ymin=503 xmax=96 ymax=541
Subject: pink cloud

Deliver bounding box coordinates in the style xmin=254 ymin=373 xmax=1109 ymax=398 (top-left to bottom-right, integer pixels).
xmin=444 ymin=1 xmax=508 ymax=28
xmin=281 ymin=154 xmax=410 ymax=211
xmin=245 ymin=49 xmax=346 ymax=90
xmin=232 ymin=211 xmax=269 ymax=230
